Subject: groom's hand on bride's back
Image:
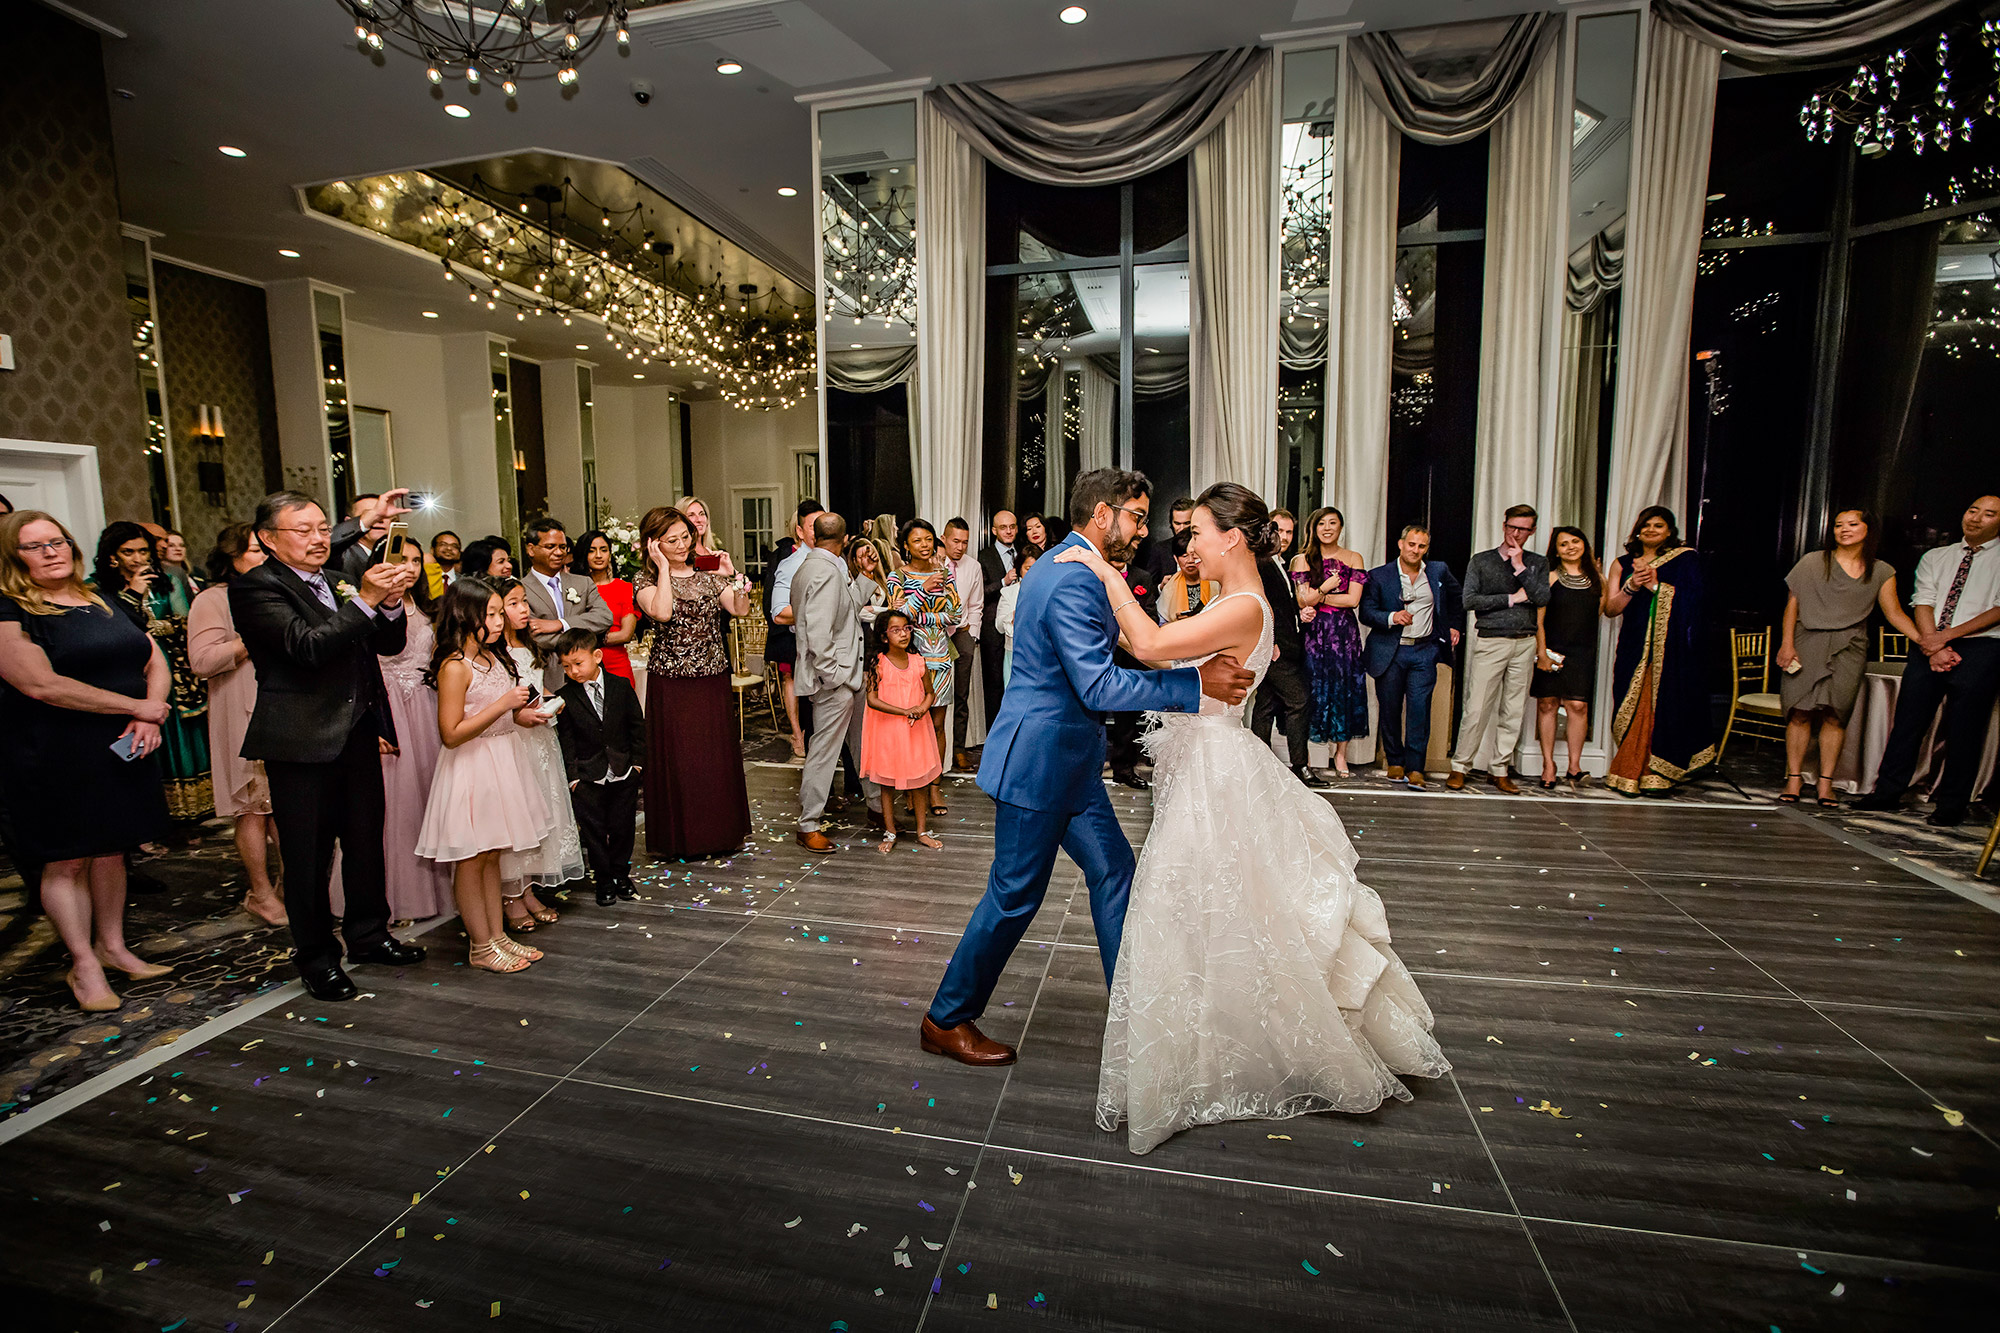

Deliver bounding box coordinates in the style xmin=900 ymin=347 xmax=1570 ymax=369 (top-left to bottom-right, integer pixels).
xmin=1197 ymin=654 xmax=1253 ymax=704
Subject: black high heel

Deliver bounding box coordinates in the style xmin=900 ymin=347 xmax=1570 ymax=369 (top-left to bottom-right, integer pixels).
xmin=1776 ymin=774 xmax=1803 ymax=804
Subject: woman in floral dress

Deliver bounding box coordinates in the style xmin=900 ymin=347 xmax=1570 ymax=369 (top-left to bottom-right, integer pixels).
xmin=1291 ymin=507 xmax=1369 ymax=778
xmin=885 ymin=519 xmax=961 ymax=789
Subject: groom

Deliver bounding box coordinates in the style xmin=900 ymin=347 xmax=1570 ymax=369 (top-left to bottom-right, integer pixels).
xmin=921 ymin=469 xmax=1254 ymax=1065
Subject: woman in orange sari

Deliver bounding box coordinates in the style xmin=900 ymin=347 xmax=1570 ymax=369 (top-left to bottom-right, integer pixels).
xmin=1603 ymin=507 xmax=1717 ymax=795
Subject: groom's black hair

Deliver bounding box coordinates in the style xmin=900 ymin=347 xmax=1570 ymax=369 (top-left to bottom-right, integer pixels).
xmin=1069 ymin=468 xmax=1151 ymax=529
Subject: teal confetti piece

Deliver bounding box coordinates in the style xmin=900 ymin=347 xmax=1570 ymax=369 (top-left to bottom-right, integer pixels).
xmin=1301 ymin=1260 xmax=1321 ymax=1275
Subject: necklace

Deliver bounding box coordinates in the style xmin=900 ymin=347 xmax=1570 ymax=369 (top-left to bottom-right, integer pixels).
xmin=1558 ymin=570 xmax=1593 ymax=590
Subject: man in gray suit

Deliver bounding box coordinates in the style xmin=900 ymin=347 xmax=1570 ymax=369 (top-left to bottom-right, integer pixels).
xmin=793 ymin=511 xmax=877 ymax=851
xmin=519 ymin=517 xmax=613 ymax=695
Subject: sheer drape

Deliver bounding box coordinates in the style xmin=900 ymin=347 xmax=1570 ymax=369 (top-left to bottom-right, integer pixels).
xmin=1079 ymin=359 xmax=1116 ymax=473
xmin=1190 ymin=52 xmax=1277 ymax=497
xmin=1471 ymin=41 xmax=1563 ymax=550
xmin=916 ymin=98 xmax=987 ymax=530
xmin=1552 ymin=301 xmax=1613 ymax=531
xmin=1604 ymin=16 xmax=1720 ymax=537
xmin=1350 ymin=14 xmax=1560 ymax=145
xmin=1655 ymin=0 xmax=1961 ymax=69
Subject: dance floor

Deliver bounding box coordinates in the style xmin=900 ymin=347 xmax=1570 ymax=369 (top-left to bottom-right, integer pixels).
xmin=2 ymin=765 xmax=1995 ymax=1330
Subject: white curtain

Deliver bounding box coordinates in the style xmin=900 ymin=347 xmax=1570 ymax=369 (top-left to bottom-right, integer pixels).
xmin=1189 ymin=51 xmax=1277 ymax=498
xmin=916 ymin=97 xmax=987 ymax=530
xmin=1078 ymin=358 xmax=1116 ymax=474
xmin=1327 ymin=49 xmax=1399 ymax=566
xmin=1603 ymin=17 xmax=1720 ymax=540
xmin=1470 ymin=41 xmax=1563 ymax=548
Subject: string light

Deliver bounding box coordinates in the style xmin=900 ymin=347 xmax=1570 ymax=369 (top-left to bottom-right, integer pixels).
xmin=1800 ymin=17 xmax=1998 ymax=156
xmin=336 ymin=0 xmax=629 ymax=96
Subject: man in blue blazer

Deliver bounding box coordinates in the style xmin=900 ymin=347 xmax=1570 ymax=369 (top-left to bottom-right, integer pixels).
xmin=922 ymin=470 xmax=1254 ymax=1065
xmin=1359 ymin=523 xmax=1463 ymax=788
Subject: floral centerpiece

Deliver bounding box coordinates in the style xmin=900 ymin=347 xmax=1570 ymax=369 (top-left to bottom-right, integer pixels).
xmin=600 ymin=514 xmax=644 ymax=578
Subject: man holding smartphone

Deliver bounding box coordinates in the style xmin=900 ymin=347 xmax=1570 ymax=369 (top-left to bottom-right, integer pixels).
xmin=520 ymin=517 xmax=613 ymax=695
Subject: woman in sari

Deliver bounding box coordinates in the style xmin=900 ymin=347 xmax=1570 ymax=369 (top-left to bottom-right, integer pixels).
xmin=1603 ymin=507 xmax=1717 ymax=795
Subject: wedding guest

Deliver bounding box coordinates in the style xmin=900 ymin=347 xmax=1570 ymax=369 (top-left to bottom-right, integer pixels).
xmin=158 ymin=529 xmax=200 ymax=589
xmin=1291 ymin=506 xmax=1369 ymax=778
xmin=370 ymin=536 xmax=456 ymax=920
xmin=887 ymin=518 xmax=961 ymax=799
xmin=233 ymin=490 xmax=426 ymax=1001
xmin=1139 ymin=496 xmax=1196 ymax=587
xmin=495 ymin=579 xmax=581 ymax=925
xmin=1160 ymin=528 xmax=1217 ymax=623
xmin=635 ymin=505 xmax=753 ymax=858
xmin=1532 ymin=527 xmax=1606 ymax=790
xmin=459 ymin=537 xmax=515 ymax=581
xmin=682 ymin=495 xmax=720 ymax=561
xmin=1249 ymin=510 xmax=1323 ymax=788
xmin=1022 ymin=514 xmax=1049 ymax=552
xmin=187 ymin=523 xmax=287 ymax=926
xmin=847 ymin=536 xmax=889 ymax=626
xmin=0 ymin=511 xmax=174 ymax=1010
xmin=942 ymin=517 xmax=985 ymax=771
xmin=1360 ymin=524 xmax=1462 ymax=787
xmin=430 ymin=531 xmax=462 ymax=585
xmin=1448 ymin=505 xmax=1549 ymax=795
xmin=415 ymin=580 xmax=552 ymax=973
xmin=870 ymin=512 xmax=902 ymax=574
xmin=95 ymin=522 xmax=212 ymax=829
xmin=571 ymin=529 xmax=639 ymax=682
xmin=862 ymin=609 xmax=944 ymax=853
xmin=519 ymin=517 xmax=612 ymax=694
xmin=553 ymin=630 xmax=645 ymax=905
xmin=1603 ymin=506 xmax=1716 ymax=796
xmin=995 ymin=548 xmax=1037 ymax=688
xmin=1856 ymin=494 xmax=2000 ymax=826
xmin=793 ymin=512 xmax=878 ymax=851
xmin=766 ymin=501 xmax=824 ymax=760
xmin=979 ymin=510 xmax=1018 ymax=729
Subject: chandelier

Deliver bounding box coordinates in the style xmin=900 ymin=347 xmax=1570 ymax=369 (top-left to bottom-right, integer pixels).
xmin=820 ymin=173 xmax=916 ymax=334
xmin=338 ymin=1 xmax=631 ymax=96
xmin=1800 ymin=17 xmax=1999 ymax=156
xmin=308 ymin=171 xmax=814 ymax=409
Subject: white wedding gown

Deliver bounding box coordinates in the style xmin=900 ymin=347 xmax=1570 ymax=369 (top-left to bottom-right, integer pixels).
xmin=1096 ymin=591 xmax=1452 ymax=1154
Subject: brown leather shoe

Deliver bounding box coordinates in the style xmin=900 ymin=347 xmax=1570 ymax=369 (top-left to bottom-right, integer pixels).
xmin=1490 ymin=773 xmax=1521 ymax=795
xmin=1384 ymin=765 xmax=1405 ymax=781
xmin=1406 ymin=770 xmax=1427 ymax=788
xmin=920 ymin=1015 xmax=1016 ymax=1066
xmin=795 ymin=830 xmax=837 ymax=852
xmin=955 ymin=750 xmax=974 ymax=772
xmin=1445 ymin=771 xmax=1467 ymax=791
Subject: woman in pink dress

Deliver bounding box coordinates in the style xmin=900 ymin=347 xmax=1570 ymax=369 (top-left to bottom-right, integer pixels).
xmin=571 ymin=529 xmax=638 ymax=682
xmin=376 ymin=536 xmax=456 ymax=921
xmin=416 ymin=581 xmax=557 ymax=974
xmin=860 ymin=610 xmax=944 ymax=853
xmin=186 ymin=523 xmax=287 ymax=926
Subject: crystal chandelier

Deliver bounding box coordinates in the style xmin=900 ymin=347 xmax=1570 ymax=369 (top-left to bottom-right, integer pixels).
xmin=1800 ymin=17 xmax=1999 ymax=156
xmin=337 ymin=1 xmax=631 ymax=96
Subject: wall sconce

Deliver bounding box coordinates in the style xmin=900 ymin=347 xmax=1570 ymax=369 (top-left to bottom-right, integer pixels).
xmin=514 ymin=449 xmax=527 ymax=472
xmin=194 ymin=404 xmax=228 ymax=506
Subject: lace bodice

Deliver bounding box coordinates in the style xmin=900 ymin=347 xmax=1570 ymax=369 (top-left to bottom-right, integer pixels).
xmin=1167 ymin=591 xmax=1273 ymax=718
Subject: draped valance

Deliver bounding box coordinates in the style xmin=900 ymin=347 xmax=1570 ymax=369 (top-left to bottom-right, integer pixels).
xmin=1348 ymin=14 xmax=1559 ymax=146
xmin=1566 ymin=220 xmax=1627 ymax=314
xmin=824 ymin=345 xmax=916 ymax=394
xmin=1654 ymin=0 xmax=1963 ymax=71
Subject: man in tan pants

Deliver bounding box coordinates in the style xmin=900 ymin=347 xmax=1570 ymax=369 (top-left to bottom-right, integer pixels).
xmin=1448 ymin=506 xmax=1548 ymax=794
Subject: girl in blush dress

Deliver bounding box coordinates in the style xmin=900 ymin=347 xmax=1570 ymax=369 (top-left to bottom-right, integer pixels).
xmin=416 ymin=581 xmax=555 ymax=974
xmin=494 ymin=579 xmax=584 ymax=927
xmin=375 ymin=538 xmax=456 ymax=920
xmin=860 ymin=610 xmax=944 ymax=853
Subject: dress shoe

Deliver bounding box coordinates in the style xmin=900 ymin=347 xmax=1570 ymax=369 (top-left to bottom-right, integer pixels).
xmin=1445 ymin=771 xmax=1467 ymax=791
xmin=1405 ymin=770 xmax=1428 ymax=789
xmin=1113 ymin=771 xmax=1151 ymax=790
xmin=1490 ymin=773 xmax=1521 ymax=795
xmin=299 ymin=964 xmax=359 ymax=1002
xmin=1294 ymin=765 xmax=1330 ymax=790
xmin=348 ymin=939 xmax=428 ymax=967
xmin=1926 ymin=806 xmax=1969 ymax=828
xmin=955 ymin=750 xmax=974 ymax=772
xmin=615 ymin=881 xmax=639 ymax=901
xmin=94 ymin=947 xmax=173 ymax=981
xmin=796 ymin=829 xmax=838 ymax=852
xmin=865 ymin=807 xmax=887 ymax=830
xmin=1384 ymin=765 xmax=1405 ymax=782
xmin=919 ymin=1015 xmax=1016 ymax=1066
xmin=596 ymin=885 xmax=617 ymax=907
xmin=1854 ymin=791 xmax=1903 ymax=812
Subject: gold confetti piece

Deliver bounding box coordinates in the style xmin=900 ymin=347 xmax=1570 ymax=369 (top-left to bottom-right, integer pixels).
xmin=1485 ymin=1036 xmax=1504 ymax=1044
xmin=518 ymin=1191 xmax=530 ymax=1200
xmin=1623 ymin=1000 xmax=1638 ymax=1008
xmin=88 ymin=1269 xmax=102 ymax=1285
xmin=1936 ymin=1105 xmax=1966 ymax=1128
xmin=987 ymin=1294 xmax=999 ymax=1310
xmin=491 ymin=1301 xmax=501 ymax=1317
xmin=1009 ymin=1169 xmax=1023 ymax=1186
xmin=102 ymin=1182 xmax=121 ymax=1191
xmin=133 ymin=1262 xmax=148 ymax=1272
xmin=435 ymin=1233 xmax=446 ymax=1240
xmin=238 ymin=1295 xmax=255 ymax=1310
xmin=1267 ymin=1134 xmax=1292 ymax=1140
xmin=1688 ymin=1052 xmax=1701 ymax=1060
xmin=1820 ymin=1165 xmax=1845 ymax=1175
xmin=240 ymin=1039 xmax=263 ymax=1050
xmin=263 ymin=1251 xmax=274 ymax=1265
xmin=1479 ymin=1106 xmax=1494 ymax=1112
xmin=412 ymin=1192 xmax=422 ymax=1205
xmin=519 ymin=1019 xmax=528 ymax=1026
xmin=396 ymin=1228 xmax=406 ymax=1239
xmin=1528 ymin=1100 xmax=1571 ymax=1119
xmin=484 ymin=1145 xmax=495 ymax=1153
xmin=187 ymin=1132 xmax=206 ymax=1141
xmin=724 ymin=1032 xmax=733 ymax=1039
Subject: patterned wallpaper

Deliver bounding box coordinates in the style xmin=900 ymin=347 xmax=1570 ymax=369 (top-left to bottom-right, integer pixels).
xmin=154 ymin=262 xmax=284 ymax=558
xmin=0 ymin=0 xmax=152 ymax=523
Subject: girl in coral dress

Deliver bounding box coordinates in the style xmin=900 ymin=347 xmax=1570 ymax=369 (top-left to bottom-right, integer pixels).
xmin=860 ymin=609 xmax=944 ymax=854
xmin=416 ymin=580 xmax=557 ymax=974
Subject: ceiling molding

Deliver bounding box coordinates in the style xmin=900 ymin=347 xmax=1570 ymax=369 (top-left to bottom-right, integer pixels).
xmin=151 ymin=253 xmax=267 ymax=290
xmin=794 ymin=76 xmax=933 ymax=107
xmin=623 ymin=155 xmax=812 ymax=288
xmin=1260 ymin=21 xmax=1367 ymax=42
xmin=33 ymin=0 xmax=124 ymax=39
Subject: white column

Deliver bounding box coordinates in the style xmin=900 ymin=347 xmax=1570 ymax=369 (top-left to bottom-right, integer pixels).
xmin=541 ymin=357 xmax=588 ymax=528
xmin=265 ymin=278 xmax=334 ymax=508
xmin=440 ymin=332 xmax=505 ymax=539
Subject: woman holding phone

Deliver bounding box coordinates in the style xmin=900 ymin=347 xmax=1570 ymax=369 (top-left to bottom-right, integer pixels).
xmin=0 ymin=512 xmax=174 ymax=1011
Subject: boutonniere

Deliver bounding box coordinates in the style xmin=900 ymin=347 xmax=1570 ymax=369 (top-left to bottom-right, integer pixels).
xmin=1132 ymin=584 xmax=1148 ymax=598
xmin=333 ymin=580 xmax=358 ymax=602
xmin=564 ymin=586 xmax=582 ymax=605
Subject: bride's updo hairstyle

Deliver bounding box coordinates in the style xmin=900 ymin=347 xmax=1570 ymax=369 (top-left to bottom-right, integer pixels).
xmin=1194 ymin=482 xmax=1284 ymax=559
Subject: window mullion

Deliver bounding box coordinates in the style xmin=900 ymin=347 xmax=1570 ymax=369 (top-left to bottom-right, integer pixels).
xmin=1119 ymin=183 xmax=1135 ymax=470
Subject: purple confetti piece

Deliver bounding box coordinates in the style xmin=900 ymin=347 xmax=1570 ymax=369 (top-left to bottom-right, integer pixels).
xmin=1791 ymin=1120 xmax=1807 ymax=1129
xmin=918 ymin=1200 xmax=935 ymax=1212
xmin=931 ymin=1278 xmax=943 ymax=1294
xmin=657 ymin=1258 xmax=673 ymax=1270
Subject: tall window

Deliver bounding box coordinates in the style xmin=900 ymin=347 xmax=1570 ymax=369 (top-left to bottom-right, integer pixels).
xmin=983 ymin=161 xmax=1190 ymax=521
xmin=1278 ymin=46 xmax=1341 ymax=525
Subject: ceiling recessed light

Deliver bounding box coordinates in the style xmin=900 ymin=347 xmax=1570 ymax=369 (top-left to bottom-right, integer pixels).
xmin=850 ymin=342 xmax=863 ymax=348
xmin=277 ymin=248 xmax=300 ymax=258
xmin=633 ymin=373 xmax=646 ymax=379
xmin=1060 ymin=6 xmax=1087 ymax=23
xmin=444 ymin=103 xmax=471 ymax=118
xmin=422 ymin=310 xmax=440 ymax=318
xmin=1706 ymin=192 xmax=1726 ymax=202
xmin=777 ymin=186 xmax=798 ymax=197
xmin=715 ymin=58 xmax=743 ymax=75
xmin=217 ymin=145 xmax=247 ymax=157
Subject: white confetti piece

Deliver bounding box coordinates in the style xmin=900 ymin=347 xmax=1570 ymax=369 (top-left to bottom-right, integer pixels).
xmin=922 ymin=1238 xmax=943 ymax=1251
xmin=893 ymin=1251 xmax=913 ymax=1268
xmin=846 ymin=1223 xmax=868 ymax=1237
xmin=784 ymin=1217 xmax=802 ymax=1228
xmin=1325 ymin=1243 xmax=1344 ymax=1257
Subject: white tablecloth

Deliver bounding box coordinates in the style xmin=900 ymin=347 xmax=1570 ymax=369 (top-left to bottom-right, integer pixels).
xmin=1832 ymin=660 xmax=2000 ymax=796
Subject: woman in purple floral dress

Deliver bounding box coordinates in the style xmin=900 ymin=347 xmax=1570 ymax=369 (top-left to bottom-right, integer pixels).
xmin=1291 ymin=507 xmax=1369 ymax=776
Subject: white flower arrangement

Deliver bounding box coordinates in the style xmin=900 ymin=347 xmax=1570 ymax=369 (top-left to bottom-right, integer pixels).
xmin=602 ymin=517 xmax=643 ymax=576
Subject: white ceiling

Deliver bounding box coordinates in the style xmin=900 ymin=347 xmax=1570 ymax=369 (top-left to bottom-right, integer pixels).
xmin=64 ymin=0 xmax=1547 ymax=388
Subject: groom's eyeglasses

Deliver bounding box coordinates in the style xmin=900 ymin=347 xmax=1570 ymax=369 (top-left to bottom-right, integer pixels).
xmin=1111 ymin=504 xmax=1150 ymax=531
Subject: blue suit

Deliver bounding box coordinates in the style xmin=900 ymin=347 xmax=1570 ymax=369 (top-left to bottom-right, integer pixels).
xmin=929 ymin=532 xmax=1201 ymax=1027
xmin=1359 ymin=559 xmax=1462 ymax=773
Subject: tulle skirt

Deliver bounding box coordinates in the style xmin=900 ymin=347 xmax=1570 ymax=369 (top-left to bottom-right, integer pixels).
xmin=1097 ymin=713 xmax=1452 ymax=1155
xmin=500 ymin=717 xmax=587 ymax=892
xmin=416 ymin=728 xmax=556 ymax=865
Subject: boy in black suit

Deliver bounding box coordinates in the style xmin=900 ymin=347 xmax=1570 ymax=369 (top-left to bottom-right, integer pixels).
xmin=552 ymin=630 xmax=646 ymax=907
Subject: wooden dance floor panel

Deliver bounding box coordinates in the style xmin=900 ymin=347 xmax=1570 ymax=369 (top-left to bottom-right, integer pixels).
xmin=2 ymin=767 xmax=1995 ymax=1330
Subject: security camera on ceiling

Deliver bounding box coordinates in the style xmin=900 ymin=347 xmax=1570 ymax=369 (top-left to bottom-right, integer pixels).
xmin=630 ymin=80 xmax=652 ymax=106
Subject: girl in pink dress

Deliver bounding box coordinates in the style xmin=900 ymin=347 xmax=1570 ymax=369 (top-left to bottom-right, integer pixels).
xmin=377 ymin=537 xmax=456 ymax=921
xmin=860 ymin=610 xmax=944 ymax=854
xmin=415 ymin=581 xmax=557 ymax=974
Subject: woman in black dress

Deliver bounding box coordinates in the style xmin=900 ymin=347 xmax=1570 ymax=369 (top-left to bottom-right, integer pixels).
xmin=0 ymin=512 xmax=174 ymax=1011
xmin=1531 ymin=526 xmax=1604 ymax=790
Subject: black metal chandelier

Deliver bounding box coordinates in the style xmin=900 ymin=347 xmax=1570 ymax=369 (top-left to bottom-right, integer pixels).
xmin=338 ymin=0 xmax=631 ymax=97
xmin=1800 ymin=16 xmax=1999 ymax=156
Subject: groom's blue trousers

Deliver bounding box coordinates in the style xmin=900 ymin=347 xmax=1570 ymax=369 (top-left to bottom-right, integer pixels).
xmin=928 ymin=785 xmax=1134 ymax=1028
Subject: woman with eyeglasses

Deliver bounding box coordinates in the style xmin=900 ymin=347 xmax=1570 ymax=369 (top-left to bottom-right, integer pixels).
xmin=94 ymin=521 xmax=212 ymax=833
xmin=0 ymin=512 xmax=174 ymax=1010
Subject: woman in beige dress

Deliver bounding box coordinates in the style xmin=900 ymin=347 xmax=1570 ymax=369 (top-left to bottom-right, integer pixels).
xmin=1775 ymin=508 xmax=1921 ymax=807
xmin=186 ymin=523 xmax=287 ymax=925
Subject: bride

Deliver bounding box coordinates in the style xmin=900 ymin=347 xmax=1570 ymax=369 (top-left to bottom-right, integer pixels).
xmin=1055 ymin=482 xmax=1450 ymax=1154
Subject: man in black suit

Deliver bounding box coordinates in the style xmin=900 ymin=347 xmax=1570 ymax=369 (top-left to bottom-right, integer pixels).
xmin=1104 ymin=554 xmax=1160 ymax=788
xmin=233 ymin=490 xmax=426 ymax=1000
xmin=1250 ymin=509 xmax=1327 ymax=788
xmin=978 ymin=510 xmax=1018 ymax=730
xmin=551 ymin=630 xmax=646 ymax=906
